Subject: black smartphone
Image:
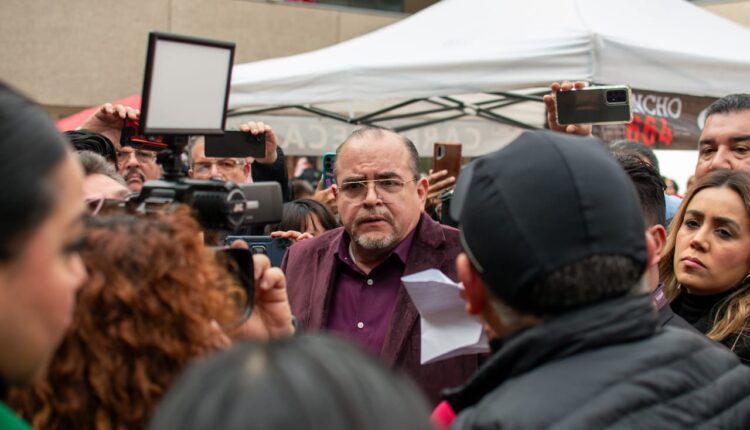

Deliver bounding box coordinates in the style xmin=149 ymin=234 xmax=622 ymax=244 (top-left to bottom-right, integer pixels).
xmin=215 ymin=247 xmax=255 ymax=324
xmin=322 ymin=152 xmax=336 ymax=189
xmin=224 ymin=235 xmax=292 ymax=267
xmin=555 ymin=85 xmax=633 ymax=125
xmin=205 ymin=130 xmax=265 ymax=158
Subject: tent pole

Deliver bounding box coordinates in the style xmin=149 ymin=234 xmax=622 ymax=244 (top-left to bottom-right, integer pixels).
xmin=295 ymin=105 xmax=353 ymax=122
xmin=352 ymin=99 xmax=423 ymax=123
xmin=392 ymin=113 xmax=467 ymax=133
xmin=476 ymin=109 xmax=537 ymax=130
xmin=480 ymin=98 xmax=533 ymax=111
xmin=372 ymin=106 xmax=461 ymax=122
xmin=226 ymin=106 xmax=292 ymax=116
xmin=486 ymin=91 xmax=545 ymax=102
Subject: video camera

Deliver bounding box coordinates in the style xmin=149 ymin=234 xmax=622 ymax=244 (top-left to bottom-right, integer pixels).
xmin=125 ymin=32 xmax=282 ymax=232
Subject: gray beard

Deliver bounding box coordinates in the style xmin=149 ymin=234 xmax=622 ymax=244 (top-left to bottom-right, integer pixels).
xmin=353 ymin=232 xmax=399 ymax=250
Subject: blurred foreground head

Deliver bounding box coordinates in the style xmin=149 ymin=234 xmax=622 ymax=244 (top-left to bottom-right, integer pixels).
xmin=9 ymin=207 xmax=245 ymax=429
xmin=148 ymin=334 xmax=433 ymax=430
xmin=0 ymin=83 xmax=87 ymax=387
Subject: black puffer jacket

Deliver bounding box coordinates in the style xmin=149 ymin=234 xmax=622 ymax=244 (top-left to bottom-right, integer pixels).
xmin=446 ymin=295 xmax=750 ymax=429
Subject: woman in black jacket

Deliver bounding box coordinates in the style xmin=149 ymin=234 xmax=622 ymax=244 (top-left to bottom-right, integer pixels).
xmin=661 ymin=169 xmax=750 ymax=363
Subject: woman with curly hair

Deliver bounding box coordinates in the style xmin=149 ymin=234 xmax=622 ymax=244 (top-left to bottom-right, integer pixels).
xmin=8 ymin=208 xmax=252 ymax=429
xmin=660 ymin=169 xmax=750 ymax=363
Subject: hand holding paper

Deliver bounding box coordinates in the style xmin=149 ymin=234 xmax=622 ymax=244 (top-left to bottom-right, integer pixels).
xmin=401 ymin=269 xmax=489 ymax=364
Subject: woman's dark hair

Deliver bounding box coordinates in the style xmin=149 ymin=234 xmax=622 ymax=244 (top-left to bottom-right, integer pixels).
xmin=0 ymin=83 xmax=69 ymax=260
xmin=147 ymin=334 xmax=433 ymax=430
xmin=275 ymin=198 xmax=339 ymax=233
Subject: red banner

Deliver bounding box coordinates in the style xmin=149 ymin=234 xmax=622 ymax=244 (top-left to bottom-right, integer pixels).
xmin=594 ymin=89 xmax=716 ymax=150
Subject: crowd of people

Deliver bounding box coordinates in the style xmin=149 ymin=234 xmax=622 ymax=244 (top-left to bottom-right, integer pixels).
xmin=2 ymin=77 xmax=750 ymax=430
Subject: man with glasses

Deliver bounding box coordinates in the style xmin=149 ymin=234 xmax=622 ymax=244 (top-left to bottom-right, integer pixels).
xmin=77 ymin=105 xmax=289 ymax=197
xmin=280 ymin=126 xmax=482 ymax=405
xmin=117 ymin=145 xmax=162 ymax=192
xmin=189 ymin=121 xmax=290 ymax=201
xmin=74 ymin=103 xmax=158 ymax=193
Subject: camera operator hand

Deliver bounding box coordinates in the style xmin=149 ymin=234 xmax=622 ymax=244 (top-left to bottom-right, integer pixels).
xmin=543 ymin=81 xmax=594 ymax=137
xmin=229 ymin=240 xmax=295 ymax=340
xmin=240 ymin=121 xmax=277 ymax=165
xmin=79 ymin=103 xmax=140 ymax=148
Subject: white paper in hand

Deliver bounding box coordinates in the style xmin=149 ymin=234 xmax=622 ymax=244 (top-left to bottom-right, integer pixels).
xmin=401 ymin=269 xmax=489 ymax=364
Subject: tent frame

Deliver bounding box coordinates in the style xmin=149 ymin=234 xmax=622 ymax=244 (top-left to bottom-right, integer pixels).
xmin=227 ymin=90 xmax=547 ymax=132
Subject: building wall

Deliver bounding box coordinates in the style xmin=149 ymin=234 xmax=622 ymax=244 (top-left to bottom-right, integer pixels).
xmin=1 ymin=0 xmax=748 ymax=118
xmin=0 ymin=0 xmax=402 ymax=114
xmin=703 ymin=0 xmax=750 ymax=27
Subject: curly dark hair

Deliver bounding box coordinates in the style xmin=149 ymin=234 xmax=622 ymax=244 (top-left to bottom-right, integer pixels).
xmin=8 ymin=207 xmax=245 ymax=430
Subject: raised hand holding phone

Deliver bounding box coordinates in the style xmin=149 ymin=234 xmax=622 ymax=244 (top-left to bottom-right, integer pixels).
xmin=555 ymin=85 xmax=632 ymax=126
xmin=543 ymin=81 xmax=593 ymax=136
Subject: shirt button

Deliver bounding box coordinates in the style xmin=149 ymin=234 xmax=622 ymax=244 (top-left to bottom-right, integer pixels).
xmin=366 ymin=279 xmax=374 ymax=286
xmin=357 ymin=322 xmax=364 ymax=329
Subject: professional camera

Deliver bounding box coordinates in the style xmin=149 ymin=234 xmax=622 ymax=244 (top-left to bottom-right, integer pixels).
xmin=125 ymin=32 xmax=282 ymax=232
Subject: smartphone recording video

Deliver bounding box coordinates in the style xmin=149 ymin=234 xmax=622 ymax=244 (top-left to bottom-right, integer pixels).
xmin=205 ymin=130 xmax=266 ymax=158
xmin=322 ymin=152 xmax=336 ymax=189
xmin=215 ymin=247 xmax=254 ymax=326
xmin=432 ymin=142 xmax=462 ymax=180
xmin=224 ymin=236 xmax=292 ymax=267
xmin=555 ymin=85 xmax=633 ymax=125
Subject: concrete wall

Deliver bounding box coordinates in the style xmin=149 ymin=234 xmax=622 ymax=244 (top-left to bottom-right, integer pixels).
xmin=703 ymin=0 xmax=750 ymax=27
xmin=0 ymin=0 xmax=402 ymax=112
xmin=2 ymin=0 xmax=748 ymax=117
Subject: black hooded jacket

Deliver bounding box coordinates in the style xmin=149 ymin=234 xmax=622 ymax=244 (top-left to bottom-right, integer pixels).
xmin=446 ymin=295 xmax=750 ymax=429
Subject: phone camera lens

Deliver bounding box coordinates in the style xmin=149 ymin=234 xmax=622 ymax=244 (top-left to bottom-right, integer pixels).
xmin=606 ymin=90 xmax=627 ymax=103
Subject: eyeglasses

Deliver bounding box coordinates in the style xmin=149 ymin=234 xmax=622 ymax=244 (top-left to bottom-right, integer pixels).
xmin=193 ymin=159 xmax=245 ymax=176
xmin=338 ymin=178 xmax=417 ymax=200
xmin=86 ymin=198 xmax=127 ymax=216
xmin=85 ymin=193 xmax=140 ymax=216
xmin=116 ymin=149 xmax=157 ymax=164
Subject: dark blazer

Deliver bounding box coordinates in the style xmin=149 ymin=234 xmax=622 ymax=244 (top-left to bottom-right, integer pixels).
xmin=281 ymin=213 xmax=482 ymax=404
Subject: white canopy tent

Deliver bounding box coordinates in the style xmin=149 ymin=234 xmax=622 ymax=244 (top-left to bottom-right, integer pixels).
xmin=227 ymin=0 xmax=750 ymax=165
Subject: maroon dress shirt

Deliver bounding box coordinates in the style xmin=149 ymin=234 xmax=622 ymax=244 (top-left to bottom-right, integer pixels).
xmin=326 ymin=227 xmax=418 ymax=355
xmin=281 ymin=213 xmax=483 ymax=404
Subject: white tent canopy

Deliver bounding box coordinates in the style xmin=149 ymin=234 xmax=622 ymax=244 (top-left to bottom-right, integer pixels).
xmin=229 ymin=0 xmax=750 ymax=110
xmin=226 ymin=0 xmax=749 ymax=177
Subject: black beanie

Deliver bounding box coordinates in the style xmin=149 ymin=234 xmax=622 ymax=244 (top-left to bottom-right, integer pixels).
xmin=450 ymin=130 xmax=647 ymax=310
